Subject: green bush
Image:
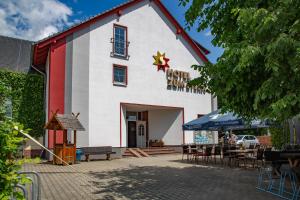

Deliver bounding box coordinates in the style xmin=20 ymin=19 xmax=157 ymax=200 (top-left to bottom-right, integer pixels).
xmin=0 ymin=77 xmax=40 ymax=199
xmin=270 ymin=123 xmax=290 ymax=150
xmin=0 ymin=69 xmax=44 ymax=138
xmin=0 ymin=121 xmax=28 ymax=199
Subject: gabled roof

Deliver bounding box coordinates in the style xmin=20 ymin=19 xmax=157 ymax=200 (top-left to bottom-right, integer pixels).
xmin=45 ymin=113 xmax=85 ymax=131
xmin=33 ymin=0 xmax=209 ymax=69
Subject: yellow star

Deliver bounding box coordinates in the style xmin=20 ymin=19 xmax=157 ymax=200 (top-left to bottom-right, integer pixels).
xmin=153 ymin=51 xmax=163 ymax=66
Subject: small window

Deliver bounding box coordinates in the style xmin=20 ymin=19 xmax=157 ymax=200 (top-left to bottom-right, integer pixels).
xmin=138 ymin=124 xmax=145 ymax=136
xmin=113 ymin=25 xmax=127 ymax=57
xmin=113 ymin=65 xmax=127 ymax=86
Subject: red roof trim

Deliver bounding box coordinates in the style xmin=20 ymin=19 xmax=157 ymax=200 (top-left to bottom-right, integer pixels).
xmin=153 ymin=0 xmax=208 ymax=62
xmin=34 ymin=0 xmax=209 ymax=66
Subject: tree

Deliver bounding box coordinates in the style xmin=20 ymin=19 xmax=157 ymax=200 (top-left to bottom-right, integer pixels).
xmin=180 ymin=0 xmax=300 ymax=121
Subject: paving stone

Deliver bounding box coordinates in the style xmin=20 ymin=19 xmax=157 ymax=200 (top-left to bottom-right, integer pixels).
xmin=22 ymin=155 xmax=280 ymax=200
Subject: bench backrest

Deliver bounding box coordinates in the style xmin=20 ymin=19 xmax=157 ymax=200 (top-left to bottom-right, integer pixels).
xmin=81 ymin=146 xmax=113 ymax=154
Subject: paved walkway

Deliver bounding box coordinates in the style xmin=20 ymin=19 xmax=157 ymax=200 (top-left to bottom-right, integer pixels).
xmin=22 ymin=155 xmax=279 ymax=200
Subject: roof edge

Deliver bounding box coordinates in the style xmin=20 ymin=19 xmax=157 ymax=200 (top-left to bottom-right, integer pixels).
xmin=33 ymin=0 xmax=209 ymax=66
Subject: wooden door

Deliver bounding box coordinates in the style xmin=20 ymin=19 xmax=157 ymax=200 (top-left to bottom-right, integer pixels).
xmin=128 ymin=121 xmax=137 ymax=147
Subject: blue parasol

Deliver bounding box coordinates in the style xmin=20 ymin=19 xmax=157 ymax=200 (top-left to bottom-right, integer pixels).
xmin=183 ymin=109 xmax=269 ymax=131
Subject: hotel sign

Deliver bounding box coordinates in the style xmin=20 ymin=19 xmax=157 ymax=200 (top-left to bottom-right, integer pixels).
xmin=153 ymin=51 xmax=205 ymax=94
xmin=167 ymin=69 xmax=205 ymax=94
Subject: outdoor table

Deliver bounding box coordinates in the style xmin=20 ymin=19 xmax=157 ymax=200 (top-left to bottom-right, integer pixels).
xmin=226 ymin=149 xmax=257 ymax=153
xmin=280 ymin=152 xmax=300 ymax=168
xmin=226 ymin=149 xmax=257 ymax=167
xmin=226 ymin=149 xmax=257 ymax=157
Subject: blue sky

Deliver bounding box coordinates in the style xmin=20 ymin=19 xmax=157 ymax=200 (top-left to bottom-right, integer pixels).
xmin=0 ymin=0 xmax=223 ymax=63
xmin=63 ymin=0 xmax=223 ymax=63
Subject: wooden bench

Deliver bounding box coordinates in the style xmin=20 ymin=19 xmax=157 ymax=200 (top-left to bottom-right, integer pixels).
xmin=81 ymin=146 xmax=116 ymax=161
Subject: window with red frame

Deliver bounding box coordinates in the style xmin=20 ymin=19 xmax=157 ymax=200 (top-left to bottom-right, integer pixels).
xmin=113 ymin=65 xmax=127 ymax=86
xmin=113 ymin=25 xmax=127 ymax=57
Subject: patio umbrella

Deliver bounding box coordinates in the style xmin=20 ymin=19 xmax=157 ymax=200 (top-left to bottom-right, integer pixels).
xmin=183 ymin=109 xmax=269 ymax=131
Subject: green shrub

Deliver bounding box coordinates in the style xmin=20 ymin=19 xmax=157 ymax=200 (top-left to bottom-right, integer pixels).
xmin=0 ymin=121 xmax=28 ymax=199
xmin=270 ymin=123 xmax=290 ymax=150
xmin=0 ymin=69 xmax=44 ymax=138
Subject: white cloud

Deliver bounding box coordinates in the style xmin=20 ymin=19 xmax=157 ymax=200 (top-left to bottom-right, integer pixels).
xmin=0 ymin=0 xmax=73 ymax=41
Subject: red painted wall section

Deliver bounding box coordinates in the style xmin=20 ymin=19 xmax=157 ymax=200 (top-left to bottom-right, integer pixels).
xmin=48 ymin=39 xmax=66 ymax=149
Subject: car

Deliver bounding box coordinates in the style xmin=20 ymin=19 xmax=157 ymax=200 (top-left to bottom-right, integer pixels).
xmin=235 ymin=135 xmax=260 ymax=148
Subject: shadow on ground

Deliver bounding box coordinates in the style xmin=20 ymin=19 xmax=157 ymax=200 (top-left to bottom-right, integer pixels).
xmin=89 ymin=164 xmax=279 ymax=200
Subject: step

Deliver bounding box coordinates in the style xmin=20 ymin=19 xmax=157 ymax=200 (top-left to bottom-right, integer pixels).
xmin=135 ymin=149 xmax=150 ymax=157
xmin=127 ymin=148 xmax=143 ymax=158
xmin=142 ymin=148 xmax=175 ymax=152
xmin=123 ymin=147 xmax=178 ymax=157
xmin=146 ymin=151 xmax=178 ymax=155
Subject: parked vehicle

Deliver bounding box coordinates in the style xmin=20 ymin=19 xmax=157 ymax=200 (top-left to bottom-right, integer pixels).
xmin=236 ymin=135 xmax=260 ymax=148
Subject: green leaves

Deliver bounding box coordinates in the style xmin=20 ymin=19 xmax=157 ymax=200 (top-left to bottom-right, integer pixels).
xmin=181 ymin=0 xmax=300 ymax=122
xmin=0 ymin=121 xmax=29 ymax=199
xmin=0 ymin=69 xmax=45 ymax=138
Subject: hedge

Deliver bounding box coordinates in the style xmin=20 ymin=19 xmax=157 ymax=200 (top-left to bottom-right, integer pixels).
xmin=0 ymin=69 xmax=45 ymax=138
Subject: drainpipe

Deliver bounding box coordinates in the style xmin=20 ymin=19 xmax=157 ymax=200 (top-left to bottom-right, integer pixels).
xmin=31 ymin=65 xmax=47 ymax=153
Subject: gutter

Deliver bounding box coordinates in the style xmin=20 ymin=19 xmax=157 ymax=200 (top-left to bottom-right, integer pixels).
xmin=31 ymin=65 xmax=47 ymax=150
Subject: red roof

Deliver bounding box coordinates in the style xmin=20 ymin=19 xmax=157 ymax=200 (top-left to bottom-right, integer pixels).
xmin=33 ymin=0 xmax=209 ymax=69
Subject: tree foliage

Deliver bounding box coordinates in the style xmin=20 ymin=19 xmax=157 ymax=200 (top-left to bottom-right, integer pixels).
xmin=181 ymin=0 xmax=300 ymax=121
xmin=0 ymin=121 xmax=29 ymax=200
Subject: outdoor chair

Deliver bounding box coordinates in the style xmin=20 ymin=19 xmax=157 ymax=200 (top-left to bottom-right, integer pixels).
xmin=204 ymin=146 xmax=213 ymax=164
xmin=212 ymin=145 xmax=222 ymax=164
xmin=222 ymin=145 xmax=231 ymax=166
xmin=194 ymin=146 xmax=205 ymax=164
xmin=249 ymin=143 xmax=255 ymax=150
xmin=189 ymin=145 xmax=199 ymax=162
xmin=182 ymin=145 xmax=193 ymax=161
xmin=248 ymin=148 xmax=264 ymax=168
xmin=235 ymin=153 xmax=248 ymax=168
xmin=228 ymin=146 xmax=238 ymax=167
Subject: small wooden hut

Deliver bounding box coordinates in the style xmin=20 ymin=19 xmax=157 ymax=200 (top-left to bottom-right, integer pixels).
xmin=45 ymin=112 xmax=85 ymax=165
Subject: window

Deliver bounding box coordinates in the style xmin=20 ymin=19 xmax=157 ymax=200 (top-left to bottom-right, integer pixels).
xmin=197 ymin=114 xmax=204 ymax=118
xmin=138 ymin=124 xmax=145 ymax=136
xmin=249 ymin=136 xmax=256 ymax=140
xmin=113 ymin=65 xmax=127 ymax=86
xmin=113 ymin=24 xmax=127 ymax=57
xmin=4 ymin=97 xmax=12 ymax=119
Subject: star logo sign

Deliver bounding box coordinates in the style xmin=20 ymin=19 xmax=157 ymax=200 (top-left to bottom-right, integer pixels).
xmin=153 ymin=51 xmax=170 ymax=72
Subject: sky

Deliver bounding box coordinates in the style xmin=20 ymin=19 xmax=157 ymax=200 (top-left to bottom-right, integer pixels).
xmin=0 ymin=0 xmax=223 ymax=63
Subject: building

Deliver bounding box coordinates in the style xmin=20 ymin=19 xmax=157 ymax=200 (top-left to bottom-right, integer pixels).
xmin=32 ymin=0 xmax=216 ymax=155
xmin=0 ymin=35 xmax=33 ymax=72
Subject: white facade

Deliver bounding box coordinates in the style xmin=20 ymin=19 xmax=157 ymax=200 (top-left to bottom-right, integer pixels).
xmin=48 ymin=1 xmax=213 ymax=148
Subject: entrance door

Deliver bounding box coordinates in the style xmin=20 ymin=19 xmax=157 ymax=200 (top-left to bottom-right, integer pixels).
xmin=128 ymin=121 xmax=137 ymax=147
xmin=136 ymin=121 xmax=146 ymax=148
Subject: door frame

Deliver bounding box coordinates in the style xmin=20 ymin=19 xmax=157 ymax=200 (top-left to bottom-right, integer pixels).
xmin=120 ymin=102 xmax=184 ymax=147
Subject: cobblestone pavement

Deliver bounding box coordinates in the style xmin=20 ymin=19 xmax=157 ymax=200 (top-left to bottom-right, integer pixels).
xmin=22 ymin=155 xmax=280 ymax=200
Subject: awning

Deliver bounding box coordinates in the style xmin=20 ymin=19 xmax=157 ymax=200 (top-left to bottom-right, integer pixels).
xmin=183 ymin=109 xmax=269 ymax=131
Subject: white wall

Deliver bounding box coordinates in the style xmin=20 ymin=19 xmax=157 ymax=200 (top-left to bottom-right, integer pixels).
xmin=68 ymin=1 xmax=212 ymax=147
xmin=70 ymin=28 xmax=90 ymax=147
xmin=148 ymin=109 xmax=183 ymax=145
